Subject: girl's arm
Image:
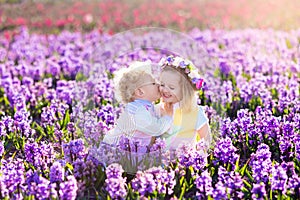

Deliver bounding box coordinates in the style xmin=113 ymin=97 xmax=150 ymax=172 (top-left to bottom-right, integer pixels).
xmin=197 ymin=123 xmax=209 ymax=138
xmin=196 ymin=106 xmax=211 ymax=145
xmin=196 ymin=123 xmax=212 ymax=145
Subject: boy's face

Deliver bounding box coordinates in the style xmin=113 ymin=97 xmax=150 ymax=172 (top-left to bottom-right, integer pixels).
xmin=159 ymin=70 xmax=183 ymax=103
xmin=138 ymin=75 xmax=161 ymax=102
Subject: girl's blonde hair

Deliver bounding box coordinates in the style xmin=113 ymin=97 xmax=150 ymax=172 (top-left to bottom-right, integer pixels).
xmin=162 ymin=66 xmax=198 ymax=112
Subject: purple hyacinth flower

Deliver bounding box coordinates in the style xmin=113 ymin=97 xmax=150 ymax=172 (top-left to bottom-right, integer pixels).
xmin=105 ymin=163 xmax=127 ymax=199
xmin=195 ymin=170 xmax=213 ymax=198
xmin=250 ymin=144 xmax=272 ymax=184
xmin=59 ymin=176 xmax=78 ymax=200
xmin=251 ymin=182 xmax=267 ymax=200
xmin=219 ymin=61 xmax=230 ymax=76
xmin=105 ymin=176 xmax=127 ymax=199
xmin=212 ymin=167 xmax=244 ymax=199
xmin=0 ymin=121 xmax=6 ymax=137
xmin=1 ymin=158 xmax=25 ymax=195
xmin=131 ymin=171 xmax=156 ymax=196
xmin=271 ymin=163 xmax=288 ymax=194
xmin=50 ymin=161 xmax=65 ymax=183
xmin=106 ymin=163 xmax=124 ymax=179
xmin=0 ymin=141 xmax=4 ymax=157
xmin=213 ymin=137 xmax=239 ymax=169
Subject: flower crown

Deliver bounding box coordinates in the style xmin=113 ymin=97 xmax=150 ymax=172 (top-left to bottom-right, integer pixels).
xmin=159 ymin=55 xmax=204 ymax=90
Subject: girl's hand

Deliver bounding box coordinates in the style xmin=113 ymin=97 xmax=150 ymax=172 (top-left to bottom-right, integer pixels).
xmin=160 ymin=102 xmax=173 ymax=116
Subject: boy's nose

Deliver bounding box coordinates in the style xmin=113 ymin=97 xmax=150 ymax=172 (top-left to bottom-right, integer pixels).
xmin=159 ymin=86 xmax=168 ymax=93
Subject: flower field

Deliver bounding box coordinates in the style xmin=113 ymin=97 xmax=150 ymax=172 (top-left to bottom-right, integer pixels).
xmin=0 ymin=0 xmax=300 ymax=200
xmin=0 ymin=26 xmax=299 ymax=199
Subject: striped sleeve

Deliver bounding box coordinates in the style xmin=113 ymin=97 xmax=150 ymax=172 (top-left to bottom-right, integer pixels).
xmin=134 ymin=106 xmax=173 ymax=136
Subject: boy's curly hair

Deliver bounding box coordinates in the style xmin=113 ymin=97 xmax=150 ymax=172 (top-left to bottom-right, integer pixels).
xmin=117 ymin=70 xmax=151 ymax=103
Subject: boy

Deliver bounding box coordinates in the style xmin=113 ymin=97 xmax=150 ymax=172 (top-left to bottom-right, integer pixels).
xmin=103 ymin=61 xmax=172 ymax=149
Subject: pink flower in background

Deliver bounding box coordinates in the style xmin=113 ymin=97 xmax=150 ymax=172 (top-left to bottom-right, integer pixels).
xmin=55 ymin=19 xmax=68 ymax=27
xmin=0 ymin=0 xmax=299 ymax=33
xmin=196 ymin=79 xmax=204 ymax=90
xmin=83 ymin=14 xmax=93 ymax=24
xmin=44 ymin=18 xmax=52 ymax=27
xmin=15 ymin=17 xmax=26 ymax=26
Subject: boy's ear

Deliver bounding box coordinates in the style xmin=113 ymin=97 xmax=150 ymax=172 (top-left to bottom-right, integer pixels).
xmin=134 ymin=88 xmax=144 ymax=97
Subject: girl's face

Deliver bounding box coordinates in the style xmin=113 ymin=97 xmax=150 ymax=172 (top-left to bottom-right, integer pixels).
xmin=160 ymin=70 xmax=183 ymax=103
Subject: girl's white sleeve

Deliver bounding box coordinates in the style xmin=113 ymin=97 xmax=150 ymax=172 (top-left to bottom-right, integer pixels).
xmin=195 ymin=106 xmax=209 ymax=130
xmin=133 ymin=106 xmax=172 ymax=136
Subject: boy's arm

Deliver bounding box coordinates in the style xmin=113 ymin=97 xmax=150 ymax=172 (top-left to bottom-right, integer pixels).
xmin=133 ymin=106 xmax=173 ymax=136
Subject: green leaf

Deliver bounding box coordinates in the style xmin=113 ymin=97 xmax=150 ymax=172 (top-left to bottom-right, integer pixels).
xmin=62 ymin=109 xmax=70 ymax=129
xmin=218 ymin=43 xmax=225 ymax=49
xmin=36 ymin=133 xmax=44 ymax=143
xmin=3 ymin=95 xmax=10 ymax=107
xmin=179 ymin=176 xmax=185 ymax=186
xmin=207 ymin=195 xmax=214 ymax=200
xmin=10 ymin=151 xmax=17 ymax=160
xmin=36 ymin=123 xmax=46 ymax=135
xmin=239 ymin=159 xmax=250 ymax=176
xmin=245 ymin=168 xmax=254 ymax=182
xmin=32 ymin=122 xmax=46 ymax=142
xmin=75 ymin=72 xmax=88 ymax=82
xmin=179 ymin=179 xmax=186 ymax=199
xmin=270 ymin=88 xmax=278 ymax=99
xmin=214 ymin=68 xmax=221 ymax=78
xmin=243 ymin=180 xmax=251 ymax=189
xmin=270 ymin=188 xmax=273 ymax=200
xmin=65 ymin=162 xmax=74 ymax=171
xmin=235 ymin=155 xmax=240 ymax=170
xmin=242 ymin=72 xmax=251 ymax=81
xmin=241 ymin=186 xmax=249 ymax=193
xmin=285 ymin=39 xmax=293 ymax=49
xmin=83 ymin=100 xmax=94 ymax=112
xmin=229 ymin=72 xmax=237 ymax=87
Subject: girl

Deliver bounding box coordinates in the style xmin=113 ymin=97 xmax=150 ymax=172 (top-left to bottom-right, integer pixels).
xmin=159 ymin=55 xmax=211 ymax=150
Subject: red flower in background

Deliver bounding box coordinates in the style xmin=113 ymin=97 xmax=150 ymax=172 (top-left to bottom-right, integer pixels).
xmin=44 ymin=18 xmax=52 ymax=27
xmin=15 ymin=17 xmax=26 ymax=26
xmin=56 ymin=19 xmax=68 ymax=27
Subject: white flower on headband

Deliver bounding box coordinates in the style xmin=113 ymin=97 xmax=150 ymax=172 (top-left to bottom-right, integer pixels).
xmin=173 ymin=56 xmax=183 ymax=67
xmin=159 ymin=55 xmax=204 ymax=90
